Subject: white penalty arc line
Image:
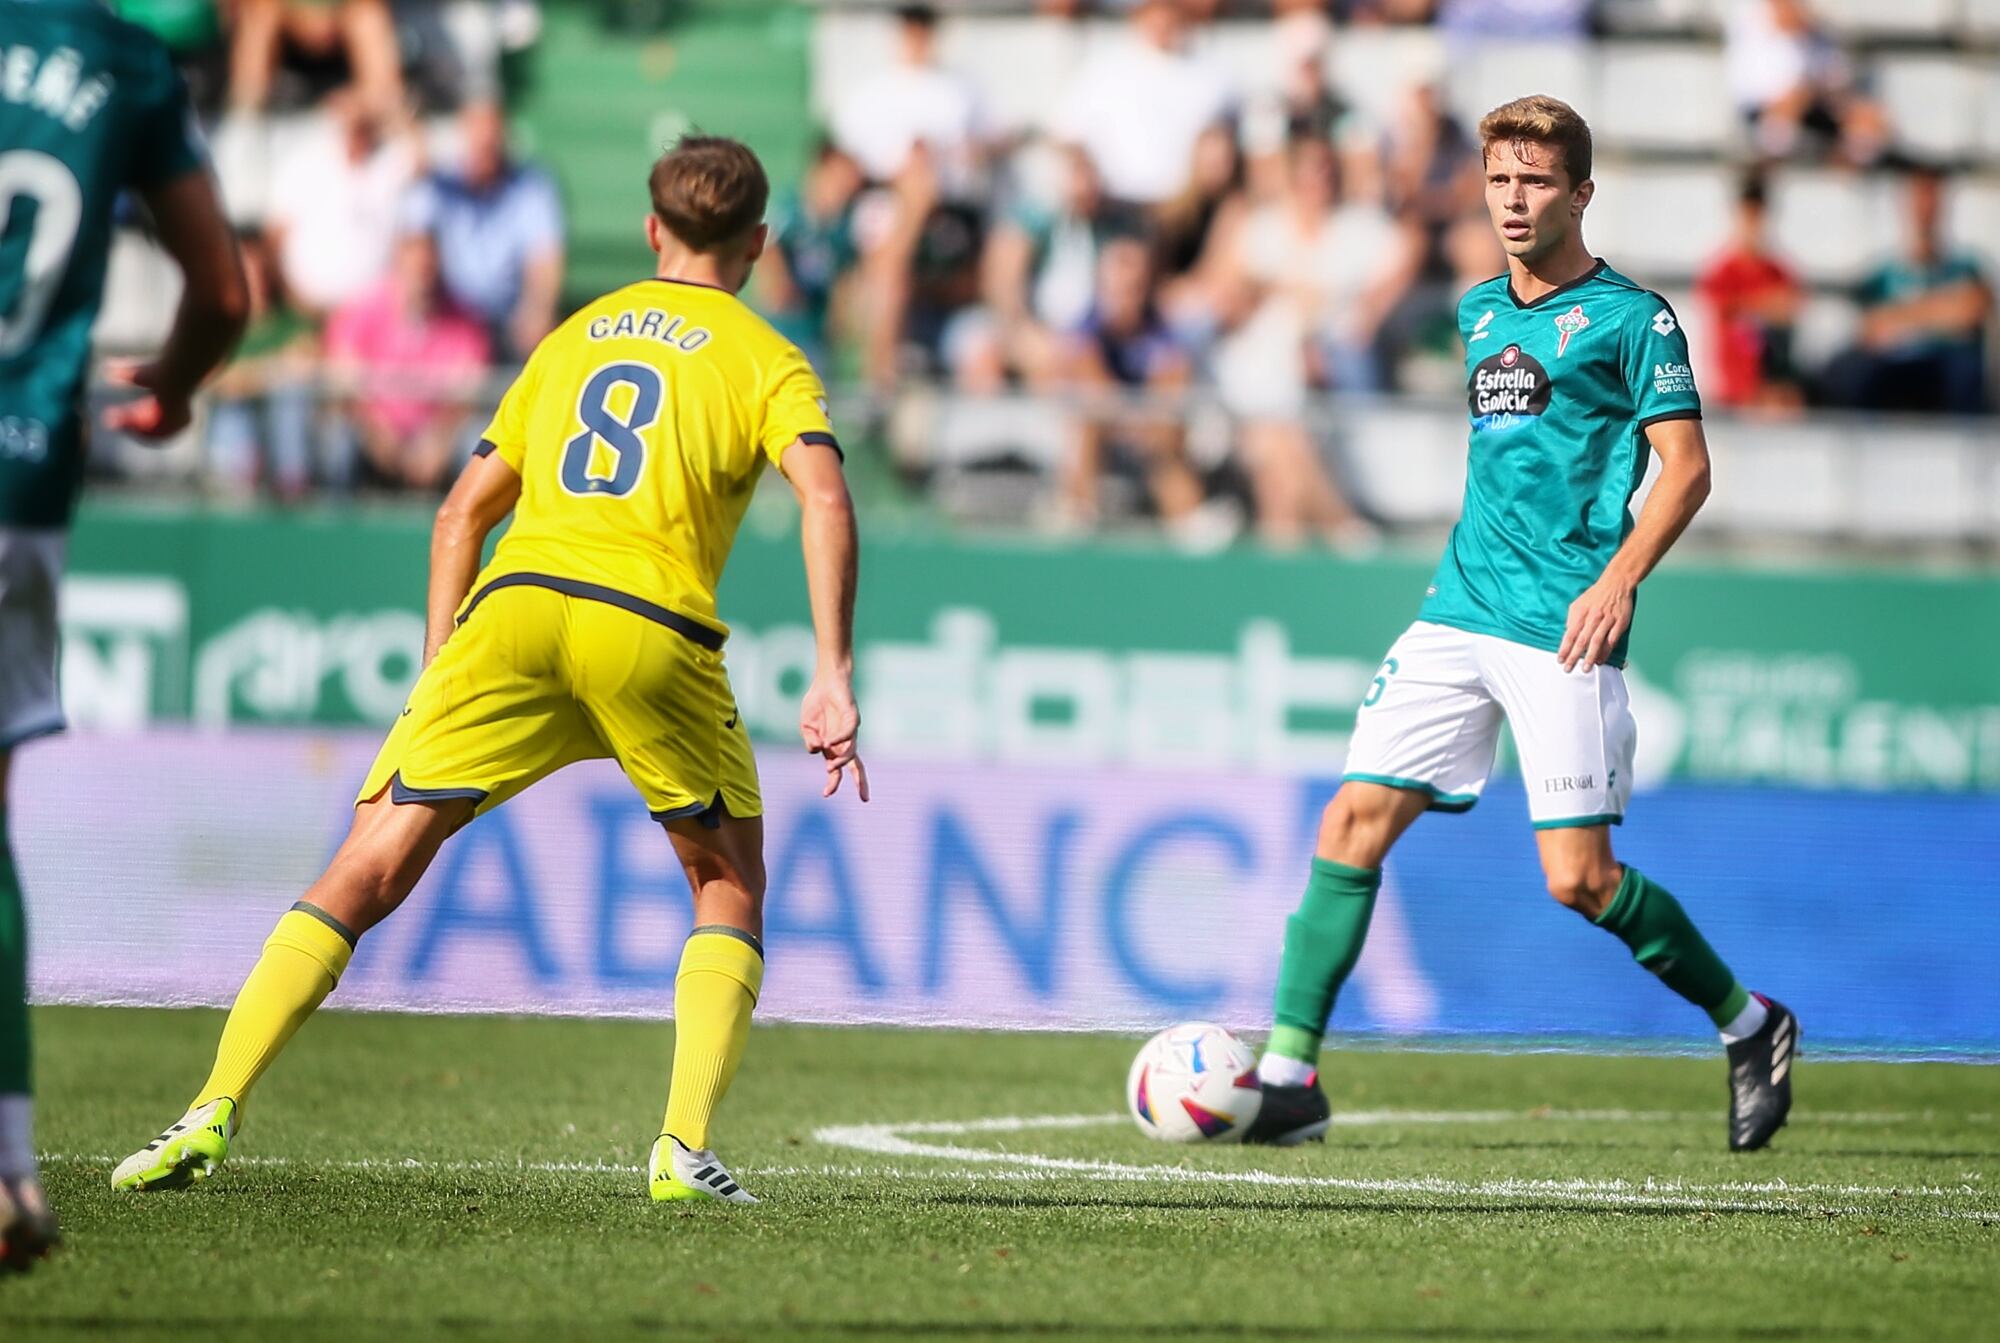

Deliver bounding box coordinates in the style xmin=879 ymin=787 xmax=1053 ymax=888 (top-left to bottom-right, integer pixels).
xmin=42 ymin=1150 xmax=1996 ymax=1224
xmin=867 ymin=1108 xmax=1923 ymax=1136
xmin=40 ymin=1107 xmax=1999 ymax=1223
xmin=808 ymin=1111 xmax=2000 ymax=1221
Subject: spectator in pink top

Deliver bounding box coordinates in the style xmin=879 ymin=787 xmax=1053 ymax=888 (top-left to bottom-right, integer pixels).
xmin=324 ymin=230 xmax=492 ymax=491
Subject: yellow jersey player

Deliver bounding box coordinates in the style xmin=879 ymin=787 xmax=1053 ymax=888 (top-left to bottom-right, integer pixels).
xmin=113 ymin=136 xmax=865 ymax=1206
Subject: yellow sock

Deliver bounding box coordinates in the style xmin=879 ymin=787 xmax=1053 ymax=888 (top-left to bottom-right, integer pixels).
xmin=193 ymin=903 xmax=355 ymax=1109
xmin=660 ymin=926 xmax=764 ymax=1152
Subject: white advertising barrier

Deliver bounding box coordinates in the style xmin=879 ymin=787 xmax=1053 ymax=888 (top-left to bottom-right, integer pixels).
xmin=20 ymin=729 xmax=2000 ymax=1053
xmin=16 ymin=729 xmax=1381 ymax=1032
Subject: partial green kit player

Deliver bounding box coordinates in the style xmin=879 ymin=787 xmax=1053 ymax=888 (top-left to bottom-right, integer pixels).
xmin=1247 ymin=96 xmax=1798 ymax=1151
xmin=1 ymin=0 xmax=246 ymax=1270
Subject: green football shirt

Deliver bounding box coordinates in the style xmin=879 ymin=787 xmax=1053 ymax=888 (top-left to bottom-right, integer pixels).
xmin=0 ymin=0 xmax=204 ymax=528
xmin=1418 ymin=260 xmax=1701 ymax=668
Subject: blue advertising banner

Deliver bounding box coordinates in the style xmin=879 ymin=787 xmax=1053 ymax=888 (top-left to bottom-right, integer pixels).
xmin=18 ymin=731 xmax=1996 ymax=1059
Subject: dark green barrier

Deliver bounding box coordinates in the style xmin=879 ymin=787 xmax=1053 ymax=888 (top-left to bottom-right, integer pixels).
xmin=61 ymin=502 xmax=2000 ymax=792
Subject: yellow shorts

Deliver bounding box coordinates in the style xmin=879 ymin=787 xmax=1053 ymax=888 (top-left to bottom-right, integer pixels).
xmin=359 ymin=578 xmax=760 ymax=824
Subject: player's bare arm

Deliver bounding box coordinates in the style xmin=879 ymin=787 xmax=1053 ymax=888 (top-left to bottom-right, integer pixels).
xmin=423 ymin=451 xmax=523 ymax=664
xmin=1558 ymin=417 xmax=1712 ymax=672
xmin=102 ymin=169 xmax=249 ymax=439
xmin=783 ymin=438 xmax=867 ymax=801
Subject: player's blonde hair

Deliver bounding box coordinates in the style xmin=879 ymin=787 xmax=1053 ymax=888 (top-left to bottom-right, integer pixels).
xmin=649 ymin=134 xmax=770 ymax=253
xmin=1478 ymin=95 xmax=1592 ymax=187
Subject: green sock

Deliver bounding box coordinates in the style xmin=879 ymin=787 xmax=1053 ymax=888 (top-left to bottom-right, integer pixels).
xmin=1594 ymin=866 xmax=1749 ymax=1027
xmin=1267 ymin=858 xmax=1381 ymax=1063
xmin=0 ymin=807 xmax=29 ymax=1094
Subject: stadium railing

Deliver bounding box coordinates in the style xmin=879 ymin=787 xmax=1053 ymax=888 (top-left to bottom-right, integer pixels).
xmin=80 ymin=371 xmax=2000 ymax=554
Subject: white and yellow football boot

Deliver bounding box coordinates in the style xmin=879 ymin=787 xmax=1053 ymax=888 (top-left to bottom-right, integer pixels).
xmin=648 ymin=1134 xmax=758 ymax=1205
xmin=111 ymin=1097 xmax=238 ymax=1192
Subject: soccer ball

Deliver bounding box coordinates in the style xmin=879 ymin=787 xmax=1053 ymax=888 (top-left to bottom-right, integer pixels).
xmin=1125 ymin=1022 xmax=1263 ymax=1143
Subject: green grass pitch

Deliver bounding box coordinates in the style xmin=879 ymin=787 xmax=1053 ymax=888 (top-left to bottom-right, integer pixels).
xmin=10 ymin=1005 xmax=1999 ymax=1340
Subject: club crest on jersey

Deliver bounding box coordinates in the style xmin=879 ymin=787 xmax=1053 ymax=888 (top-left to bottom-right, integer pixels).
xmin=1553 ymin=305 xmax=1590 ymax=358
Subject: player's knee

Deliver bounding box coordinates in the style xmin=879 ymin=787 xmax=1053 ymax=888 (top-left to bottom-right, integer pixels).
xmin=1543 ymin=860 xmax=1620 ymax=917
xmin=1318 ymin=789 xmax=1391 ymax=867
xmin=678 ymin=847 xmax=764 ymax=903
xmin=732 ymin=852 xmax=768 ymax=904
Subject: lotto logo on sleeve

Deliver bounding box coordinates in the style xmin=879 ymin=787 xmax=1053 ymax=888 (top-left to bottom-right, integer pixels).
xmin=1652 ymin=309 xmax=1678 ymax=336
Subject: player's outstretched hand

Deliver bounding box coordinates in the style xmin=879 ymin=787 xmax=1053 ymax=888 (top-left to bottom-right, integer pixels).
xmin=1558 ymin=574 xmax=1636 ymax=672
xmin=801 ymin=674 xmax=869 ymax=802
xmin=100 ymin=360 xmax=195 ymax=441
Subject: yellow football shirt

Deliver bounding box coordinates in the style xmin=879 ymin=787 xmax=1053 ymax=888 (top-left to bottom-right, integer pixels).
xmin=471 ymin=277 xmax=837 ymax=641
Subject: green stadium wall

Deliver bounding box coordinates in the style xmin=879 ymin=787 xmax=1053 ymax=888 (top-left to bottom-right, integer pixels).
xmin=511 ymin=0 xmax=817 ymax=305
xmin=57 ymin=503 xmax=2000 ymax=795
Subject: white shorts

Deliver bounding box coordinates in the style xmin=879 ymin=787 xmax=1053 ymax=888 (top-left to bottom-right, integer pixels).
xmin=1344 ymin=621 xmax=1636 ymax=829
xmin=0 ymin=528 xmax=66 ymax=750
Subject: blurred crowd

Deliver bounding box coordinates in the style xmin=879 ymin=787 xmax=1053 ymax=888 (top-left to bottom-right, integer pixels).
xmin=763 ymin=0 xmax=1991 ymax=543
xmin=107 ymin=0 xmax=1995 ymax=544
xmin=113 ymin=0 xmax=557 ymax=496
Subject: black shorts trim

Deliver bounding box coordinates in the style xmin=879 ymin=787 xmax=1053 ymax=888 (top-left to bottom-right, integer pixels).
xmin=651 ymin=792 xmax=728 ymax=830
xmin=458 ymin=572 xmax=727 ymax=651
xmin=1636 ymin=410 xmax=1702 ymax=430
xmin=796 ymin=431 xmax=844 ymax=461
xmin=389 ymin=771 xmax=490 ymax=806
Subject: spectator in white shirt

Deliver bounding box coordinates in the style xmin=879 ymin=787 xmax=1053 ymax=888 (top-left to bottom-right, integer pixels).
xmin=1055 ymin=0 xmax=1234 ymax=208
xmin=832 ymin=4 xmax=988 ymax=198
xmin=1204 ymin=132 xmax=1406 ymax=548
xmin=1725 ymin=0 xmax=1888 ymax=165
xmin=265 ymin=90 xmax=420 ymax=318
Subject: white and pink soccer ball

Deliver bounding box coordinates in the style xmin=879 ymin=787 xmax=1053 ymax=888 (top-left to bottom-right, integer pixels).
xmin=1125 ymin=1022 xmax=1264 ymax=1143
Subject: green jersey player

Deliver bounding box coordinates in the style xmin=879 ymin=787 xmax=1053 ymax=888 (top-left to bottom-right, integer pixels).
xmin=1246 ymin=96 xmax=1797 ymax=1152
xmin=0 ymin=0 xmax=246 ymax=1269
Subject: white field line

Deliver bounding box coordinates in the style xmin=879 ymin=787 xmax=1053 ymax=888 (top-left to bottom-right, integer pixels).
xmin=41 ymin=1145 xmax=1996 ymax=1208
xmin=875 ymin=1108 xmax=1921 ymax=1135
xmin=42 ymin=1108 xmax=1998 ymax=1224
xmin=809 ymin=1111 xmax=2000 ymax=1215
xmin=44 ymin=1153 xmax=642 ymax=1175
xmin=43 ymin=1150 xmax=1997 ymax=1224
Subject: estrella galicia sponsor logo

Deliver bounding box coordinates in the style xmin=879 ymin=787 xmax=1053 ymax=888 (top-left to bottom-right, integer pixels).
xmin=1469 ymin=344 xmax=1552 ymax=430
xmin=1544 ymin=774 xmax=1597 ymax=794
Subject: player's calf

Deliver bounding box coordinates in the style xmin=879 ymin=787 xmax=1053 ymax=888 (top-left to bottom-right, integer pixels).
xmin=1540 ymin=859 xmax=1622 ymax=920
xmin=1574 ymin=857 xmax=1795 ymax=1150
xmin=1315 ymin=782 xmax=1428 ymax=871
xmin=650 ymin=817 xmax=768 ymax=1183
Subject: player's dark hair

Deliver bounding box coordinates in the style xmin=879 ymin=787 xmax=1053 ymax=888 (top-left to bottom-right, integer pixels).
xmin=649 ymin=134 xmax=770 ymax=254
xmin=1478 ymin=95 xmax=1592 ymax=187
xmin=1738 ymin=172 xmax=1769 ymax=208
xmin=894 ymin=4 xmax=938 ymax=28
